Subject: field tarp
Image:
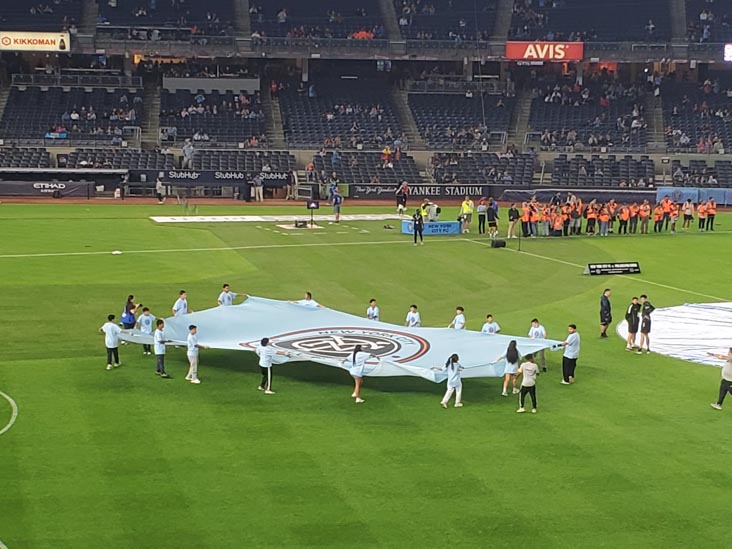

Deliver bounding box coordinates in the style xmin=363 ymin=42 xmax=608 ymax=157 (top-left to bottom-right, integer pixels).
xmin=120 ymin=296 xmax=563 ymax=382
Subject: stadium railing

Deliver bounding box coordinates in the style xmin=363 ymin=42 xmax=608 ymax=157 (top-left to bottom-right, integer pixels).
xmin=11 ymin=74 xmax=142 ymax=88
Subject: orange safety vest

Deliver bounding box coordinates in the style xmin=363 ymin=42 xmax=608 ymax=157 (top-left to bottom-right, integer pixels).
xmin=698 ymin=204 xmax=707 ymax=218
xmin=639 ymin=205 xmax=650 ymax=218
xmin=661 ymin=198 xmax=672 ymax=214
xmin=619 ymin=207 xmax=630 ymax=221
xmin=599 ymin=209 xmax=610 ymax=223
xmin=707 ymin=202 xmax=717 ymax=215
xmin=653 ymin=207 xmax=663 ymax=222
xmin=630 ymin=205 xmax=639 ymax=218
xmin=530 ymin=207 xmax=540 ymax=223
xmin=553 ymin=214 xmax=564 ymax=230
xmin=586 ymin=206 xmax=597 ymax=220
xmin=521 ymin=207 xmax=530 ymax=222
xmin=542 ymin=208 xmax=551 ymax=222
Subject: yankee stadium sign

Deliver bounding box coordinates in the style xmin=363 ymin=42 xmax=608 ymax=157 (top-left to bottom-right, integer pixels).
xmin=243 ymin=327 xmax=430 ymax=362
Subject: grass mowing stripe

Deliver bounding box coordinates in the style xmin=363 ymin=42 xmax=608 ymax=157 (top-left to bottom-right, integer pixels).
xmin=465 ymin=238 xmax=730 ymax=302
xmin=0 ymin=238 xmax=459 ymax=260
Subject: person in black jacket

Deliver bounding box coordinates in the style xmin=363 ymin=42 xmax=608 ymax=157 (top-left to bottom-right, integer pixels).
xmin=637 ymin=294 xmax=655 ymax=354
xmin=507 ymin=203 xmax=519 ymax=239
xmin=412 ymin=208 xmax=424 ymax=246
xmin=624 ymin=296 xmax=641 ymax=351
xmin=600 ymin=288 xmax=612 ymax=339
xmin=486 ymin=199 xmax=500 ymax=238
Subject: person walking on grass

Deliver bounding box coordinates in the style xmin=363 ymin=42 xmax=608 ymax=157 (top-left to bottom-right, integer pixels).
xmin=516 ymin=353 xmax=539 ymax=414
xmin=100 ymin=314 xmax=128 ymax=370
xmin=432 ymin=353 xmax=464 ymax=409
xmin=528 ymin=318 xmax=547 ymax=372
xmin=343 ymin=344 xmax=378 ymax=404
xmin=600 ymin=288 xmax=612 ymax=339
xmin=185 ymin=325 xmax=208 ymax=384
xmin=121 ymin=295 xmax=140 ymax=330
xmin=136 ymin=307 xmax=156 ymax=355
xmin=637 ymin=294 xmax=655 ymax=354
xmin=709 ymin=348 xmax=732 ymax=410
xmin=256 ymin=337 xmax=278 ymax=395
xmin=560 ymin=324 xmax=580 ymax=385
xmin=153 ymin=319 xmax=171 ymax=378
xmin=492 ymin=340 xmax=521 ymax=397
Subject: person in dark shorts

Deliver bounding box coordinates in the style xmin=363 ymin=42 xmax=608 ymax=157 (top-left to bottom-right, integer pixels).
xmin=638 ymin=294 xmax=655 ymax=354
xmin=600 ymin=288 xmax=612 ymax=339
xmin=486 ymin=199 xmax=499 ymax=238
xmin=560 ymin=324 xmax=580 ymax=385
xmin=624 ymin=297 xmax=641 ymax=351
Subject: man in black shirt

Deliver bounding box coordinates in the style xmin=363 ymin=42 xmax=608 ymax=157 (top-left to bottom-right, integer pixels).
xmin=507 ymin=203 xmax=519 ymax=239
xmin=486 ymin=200 xmax=499 ymax=238
xmin=624 ymin=296 xmax=641 ymax=351
xmin=412 ymin=208 xmax=424 ymax=246
xmin=638 ymin=294 xmax=655 ymax=354
xmin=600 ymin=288 xmax=612 ymax=339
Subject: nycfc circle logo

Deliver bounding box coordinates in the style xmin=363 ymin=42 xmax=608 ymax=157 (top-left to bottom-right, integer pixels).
xmin=250 ymin=327 xmax=430 ymax=362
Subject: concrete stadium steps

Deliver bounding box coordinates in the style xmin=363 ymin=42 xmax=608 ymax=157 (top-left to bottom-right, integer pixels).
xmin=389 ymin=87 xmax=425 ymax=149
xmin=80 ymin=0 xmax=98 ymax=34
xmin=644 ymin=93 xmax=666 ymax=152
xmin=378 ymin=0 xmax=402 ymax=40
xmin=494 ymin=0 xmax=515 ymax=41
xmin=236 ymin=0 xmax=252 ymax=36
xmin=507 ymin=88 xmax=532 ymax=147
xmin=670 ymin=0 xmax=688 ymax=41
xmin=260 ymin=81 xmax=286 ymax=149
xmin=141 ymin=83 xmax=161 ymax=146
xmin=0 ymin=86 xmax=10 ymax=125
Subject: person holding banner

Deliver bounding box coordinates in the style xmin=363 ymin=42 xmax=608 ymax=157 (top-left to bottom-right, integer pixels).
xmin=343 ymin=345 xmax=379 ymax=404
xmin=256 ymin=337 xmax=277 ymax=394
xmin=432 ymin=354 xmax=464 ymax=409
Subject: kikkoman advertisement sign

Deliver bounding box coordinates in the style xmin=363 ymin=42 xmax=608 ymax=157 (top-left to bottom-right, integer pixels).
xmin=0 ymin=31 xmax=70 ymax=52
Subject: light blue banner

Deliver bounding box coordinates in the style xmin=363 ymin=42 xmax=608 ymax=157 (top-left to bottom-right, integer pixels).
xmin=401 ymin=220 xmax=461 ymax=235
xmin=656 ymin=187 xmax=731 ymax=205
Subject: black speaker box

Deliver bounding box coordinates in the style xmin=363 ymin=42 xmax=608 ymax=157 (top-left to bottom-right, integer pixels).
xmin=491 ymin=239 xmax=506 ymax=248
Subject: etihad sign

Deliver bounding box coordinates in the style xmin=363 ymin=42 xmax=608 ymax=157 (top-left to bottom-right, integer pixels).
xmin=0 ymin=31 xmax=70 ymax=52
xmin=505 ymin=41 xmax=584 ymax=61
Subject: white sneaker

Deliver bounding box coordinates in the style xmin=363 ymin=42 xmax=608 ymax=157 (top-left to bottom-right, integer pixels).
xmin=454 ymin=402 xmax=463 ymax=408
xmin=560 ymin=380 xmax=570 ymax=385
xmin=265 ymin=390 xmax=275 ymax=395
xmin=501 ymin=391 xmax=508 ymax=397
xmin=512 ymin=388 xmax=520 ymax=395
xmin=190 ymin=378 xmax=201 ymax=384
xmin=106 ymin=364 xmax=113 ymax=370
xmin=440 ymin=401 xmax=447 ymax=409
xmin=516 ymin=407 xmax=526 ymax=413
xmin=258 ymin=386 xmax=265 ymax=391
xmin=351 ymin=392 xmax=357 ymax=398
xmin=420 ymin=241 xmax=424 ymax=246
xmin=711 ymin=403 xmax=723 ymax=410
xmin=114 ymin=363 xmax=121 ymax=368
xmin=355 ymin=398 xmax=365 ymax=403
xmin=531 ymin=409 xmax=537 ymax=414
xmin=185 ymin=375 xmax=192 ymax=381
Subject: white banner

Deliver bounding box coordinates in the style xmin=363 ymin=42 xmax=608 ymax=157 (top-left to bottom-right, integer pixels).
xmin=0 ymin=31 xmax=70 ymax=52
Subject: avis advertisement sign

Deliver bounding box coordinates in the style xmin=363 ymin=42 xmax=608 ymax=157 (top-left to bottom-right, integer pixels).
xmin=505 ymin=41 xmax=584 ymax=61
xmin=0 ymin=31 xmax=70 ymax=52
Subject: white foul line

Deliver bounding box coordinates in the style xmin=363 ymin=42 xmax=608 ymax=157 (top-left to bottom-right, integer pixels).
xmin=0 ymin=391 xmax=18 ymax=436
xmin=465 ymin=238 xmax=730 ymax=302
xmin=0 ymin=238 xmax=456 ymax=260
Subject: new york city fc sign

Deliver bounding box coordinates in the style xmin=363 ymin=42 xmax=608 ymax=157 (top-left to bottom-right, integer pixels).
xmin=242 ymin=327 xmax=430 ymax=362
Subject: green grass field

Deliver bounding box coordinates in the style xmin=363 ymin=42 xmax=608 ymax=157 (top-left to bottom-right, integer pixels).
xmin=0 ymin=203 xmax=731 ymax=548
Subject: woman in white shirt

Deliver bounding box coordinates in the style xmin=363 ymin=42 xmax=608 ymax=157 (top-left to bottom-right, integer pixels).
xmin=491 ymin=340 xmax=521 ymax=397
xmin=433 ymin=353 xmax=464 ymax=408
xmin=343 ymin=345 xmax=378 ymax=404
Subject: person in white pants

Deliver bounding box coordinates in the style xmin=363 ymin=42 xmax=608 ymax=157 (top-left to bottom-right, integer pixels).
xmin=433 ymin=353 xmax=464 ymax=408
xmin=186 ymin=325 xmax=208 ymax=384
xmin=252 ymin=174 xmax=264 ymax=202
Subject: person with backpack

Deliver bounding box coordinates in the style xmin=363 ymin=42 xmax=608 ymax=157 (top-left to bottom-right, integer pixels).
xmin=121 ymin=295 xmax=140 ymax=331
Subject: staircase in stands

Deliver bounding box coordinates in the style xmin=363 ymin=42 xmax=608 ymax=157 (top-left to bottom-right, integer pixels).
xmin=260 ymin=82 xmax=286 ymax=149
xmin=389 ymin=87 xmax=425 ymax=150
xmin=140 ymin=81 xmax=161 ymax=148
xmin=507 ymin=89 xmax=533 ymax=149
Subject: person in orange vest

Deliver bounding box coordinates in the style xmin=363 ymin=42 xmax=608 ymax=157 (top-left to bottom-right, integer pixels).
xmin=660 ymin=195 xmax=673 ymax=231
xmin=638 ymin=200 xmax=651 ymax=234
xmin=541 ymin=205 xmax=551 ymax=237
xmin=706 ymin=198 xmax=717 ymax=231
xmin=598 ymin=205 xmax=611 ymax=237
xmin=681 ymin=198 xmax=695 ymax=230
xmin=552 ymin=208 xmax=565 ymax=237
xmin=561 ymin=202 xmax=571 ymax=236
xmin=670 ymin=202 xmax=680 ymax=234
xmin=652 ymin=203 xmax=664 ymax=233
xmin=618 ymin=204 xmax=630 ymax=235
xmin=529 ymin=201 xmax=540 ymax=237
xmin=570 ymin=198 xmax=583 ymax=235
xmin=585 ymin=200 xmax=598 ymax=235
xmin=520 ymin=202 xmax=531 ymax=237
xmin=697 ymin=200 xmax=707 ymax=232
xmin=629 ymin=203 xmax=640 ymax=234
